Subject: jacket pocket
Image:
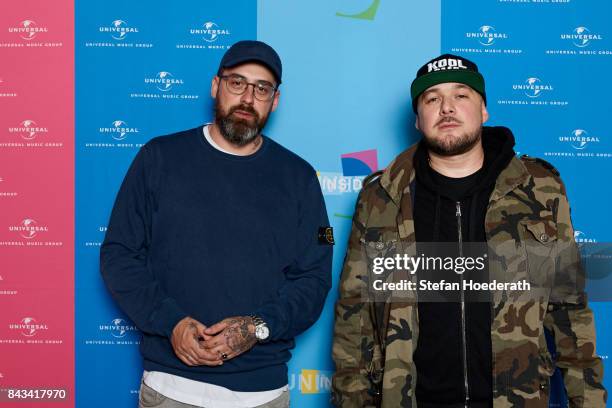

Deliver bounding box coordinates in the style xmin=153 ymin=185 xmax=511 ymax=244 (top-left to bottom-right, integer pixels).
xmin=360 ymin=228 xmax=400 ymax=302
xmin=520 ymin=220 xmax=558 ymax=288
xmin=360 ymin=228 xmax=400 ymax=278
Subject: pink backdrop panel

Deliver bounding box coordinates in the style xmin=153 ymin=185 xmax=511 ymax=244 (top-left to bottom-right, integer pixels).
xmin=1 ymin=0 xmax=74 ymax=406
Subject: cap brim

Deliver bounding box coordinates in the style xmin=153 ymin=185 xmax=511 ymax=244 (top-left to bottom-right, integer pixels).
xmin=411 ymin=70 xmax=485 ymax=103
xmin=219 ymin=56 xmax=281 ymax=84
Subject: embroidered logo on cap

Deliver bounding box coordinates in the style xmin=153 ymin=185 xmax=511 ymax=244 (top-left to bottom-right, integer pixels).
xmin=427 ymin=58 xmax=468 ymax=73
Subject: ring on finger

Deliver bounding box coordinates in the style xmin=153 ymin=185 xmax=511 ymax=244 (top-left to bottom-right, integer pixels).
xmin=221 ymin=352 xmax=228 ymax=360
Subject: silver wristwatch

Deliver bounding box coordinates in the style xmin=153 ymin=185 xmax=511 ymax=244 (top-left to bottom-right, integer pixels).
xmin=250 ymin=315 xmax=270 ymax=342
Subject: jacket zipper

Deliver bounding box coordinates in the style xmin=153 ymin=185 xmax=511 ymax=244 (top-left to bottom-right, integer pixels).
xmin=456 ymin=201 xmax=470 ymax=407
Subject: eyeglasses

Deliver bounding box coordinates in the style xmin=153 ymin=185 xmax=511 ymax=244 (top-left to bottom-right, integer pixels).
xmin=220 ymin=74 xmax=277 ymax=102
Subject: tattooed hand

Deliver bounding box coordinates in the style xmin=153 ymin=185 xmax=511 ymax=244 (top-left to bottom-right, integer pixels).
xmin=200 ymin=316 xmax=257 ymax=361
xmin=171 ymin=317 xmax=223 ymax=367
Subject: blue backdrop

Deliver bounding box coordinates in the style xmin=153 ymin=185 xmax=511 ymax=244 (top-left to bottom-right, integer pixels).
xmin=74 ymin=1 xmax=611 ymax=406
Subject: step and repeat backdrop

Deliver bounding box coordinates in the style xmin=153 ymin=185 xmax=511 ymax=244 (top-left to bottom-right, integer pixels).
xmin=1 ymin=0 xmax=610 ymax=407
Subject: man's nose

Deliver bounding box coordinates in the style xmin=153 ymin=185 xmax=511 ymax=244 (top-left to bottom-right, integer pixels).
xmin=240 ymin=84 xmax=256 ymax=104
xmin=440 ymin=97 xmax=455 ymax=115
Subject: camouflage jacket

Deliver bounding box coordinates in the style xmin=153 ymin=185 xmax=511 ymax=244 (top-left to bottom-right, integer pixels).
xmin=332 ymin=144 xmax=606 ymax=407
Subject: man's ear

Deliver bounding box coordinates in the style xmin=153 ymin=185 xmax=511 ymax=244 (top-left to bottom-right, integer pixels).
xmin=481 ymin=102 xmax=489 ymax=124
xmin=211 ymin=76 xmax=220 ymax=99
xmin=270 ymin=90 xmax=280 ymax=113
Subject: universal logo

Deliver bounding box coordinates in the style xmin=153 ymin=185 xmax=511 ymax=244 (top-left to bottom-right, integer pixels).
xmin=85 ymin=317 xmax=139 ymax=345
xmin=84 ymin=226 xmax=107 ymax=247
xmin=514 ymin=77 xmax=553 ymax=98
xmin=8 ymin=20 xmax=48 ymax=40
xmin=99 ymin=318 xmax=138 ymax=338
xmin=99 ymin=20 xmax=139 ymax=40
xmin=454 ymin=25 xmax=520 ymax=55
xmin=466 ymin=25 xmax=508 ymax=46
xmin=559 ymin=129 xmax=600 ymax=150
xmin=0 ymin=175 xmax=17 ymax=198
xmin=8 ymin=120 xmax=49 ymax=141
xmin=190 ymin=21 xmax=230 ymax=42
xmin=145 ymin=71 xmax=184 ymax=92
xmin=132 ymin=71 xmax=197 ymax=100
xmin=561 ymin=27 xmax=603 ymax=48
xmin=498 ymin=77 xmax=566 ymax=107
xmin=99 ymin=120 xmax=140 ymax=141
xmin=8 ymin=218 xmax=48 ymax=239
xmin=574 ymin=230 xmax=597 ymax=244
xmin=9 ymin=317 xmax=49 ymax=337
xmin=0 ymin=77 xmax=17 ymax=98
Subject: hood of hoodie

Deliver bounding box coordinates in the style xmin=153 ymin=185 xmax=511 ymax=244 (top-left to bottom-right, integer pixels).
xmin=377 ymin=125 xmax=533 ymax=244
xmin=413 ymin=126 xmax=516 ymax=201
xmin=410 ymin=126 xmax=516 ymax=243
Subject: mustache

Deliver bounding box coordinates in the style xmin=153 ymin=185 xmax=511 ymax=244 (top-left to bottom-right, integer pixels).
xmin=229 ymin=104 xmax=259 ymax=119
xmin=435 ymin=117 xmax=462 ymax=127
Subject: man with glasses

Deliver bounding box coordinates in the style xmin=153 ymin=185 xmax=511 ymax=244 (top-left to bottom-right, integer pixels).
xmin=101 ymin=40 xmax=332 ymax=408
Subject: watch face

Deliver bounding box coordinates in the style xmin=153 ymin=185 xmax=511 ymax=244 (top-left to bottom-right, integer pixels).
xmin=255 ymin=325 xmax=269 ymax=340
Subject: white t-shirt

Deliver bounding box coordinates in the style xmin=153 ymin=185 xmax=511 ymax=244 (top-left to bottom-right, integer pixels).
xmin=143 ymin=370 xmax=287 ymax=408
xmin=143 ymin=125 xmax=287 ymax=408
xmin=202 ymin=124 xmax=238 ymax=155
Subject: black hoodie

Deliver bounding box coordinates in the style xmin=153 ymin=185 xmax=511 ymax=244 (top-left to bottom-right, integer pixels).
xmin=412 ymin=126 xmax=516 ymax=407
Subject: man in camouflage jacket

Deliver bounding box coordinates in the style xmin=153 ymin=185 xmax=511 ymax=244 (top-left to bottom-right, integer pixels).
xmin=332 ymin=54 xmax=606 ymax=407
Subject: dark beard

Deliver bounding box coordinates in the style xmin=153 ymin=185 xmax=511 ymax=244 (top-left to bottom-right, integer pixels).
xmin=215 ymin=101 xmax=268 ymax=147
xmin=423 ymin=126 xmax=482 ymax=156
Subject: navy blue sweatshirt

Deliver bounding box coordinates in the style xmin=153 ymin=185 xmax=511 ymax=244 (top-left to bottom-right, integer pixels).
xmin=100 ymin=126 xmax=332 ymax=391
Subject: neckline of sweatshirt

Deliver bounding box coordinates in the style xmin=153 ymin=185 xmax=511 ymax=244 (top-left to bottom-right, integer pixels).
xmin=197 ymin=124 xmax=269 ymax=162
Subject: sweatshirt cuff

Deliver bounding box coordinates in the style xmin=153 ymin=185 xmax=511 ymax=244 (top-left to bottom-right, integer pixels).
xmin=254 ymin=303 xmax=286 ymax=342
xmin=150 ymin=298 xmax=188 ymax=338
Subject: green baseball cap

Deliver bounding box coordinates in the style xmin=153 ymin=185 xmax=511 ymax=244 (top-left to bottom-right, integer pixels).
xmin=410 ymin=54 xmax=486 ymax=112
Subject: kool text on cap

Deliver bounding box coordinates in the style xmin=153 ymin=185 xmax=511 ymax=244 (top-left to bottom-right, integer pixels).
xmin=410 ymin=53 xmax=486 ymax=112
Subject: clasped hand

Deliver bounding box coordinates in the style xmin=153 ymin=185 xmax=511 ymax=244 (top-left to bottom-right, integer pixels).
xmin=171 ymin=316 xmax=257 ymax=366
